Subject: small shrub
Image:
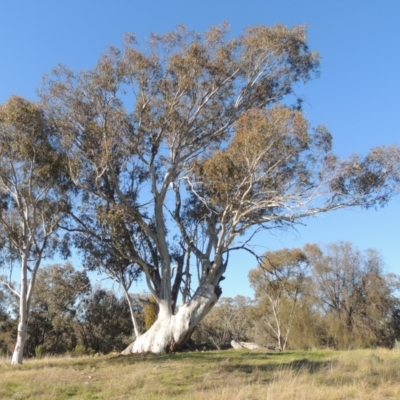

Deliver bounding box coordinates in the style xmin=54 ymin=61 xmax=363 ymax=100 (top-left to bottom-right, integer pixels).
xmin=35 ymin=344 xmax=46 ymax=359
xmin=73 ymin=345 xmax=87 ymax=357
xmin=87 ymin=348 xmax=95 ymax=356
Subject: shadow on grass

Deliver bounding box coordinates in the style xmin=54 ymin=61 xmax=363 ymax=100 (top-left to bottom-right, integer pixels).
xmin=221 ymin=358 xmax=335 ymax=375
xmin=4 ymin=349 xmax=334 ymax=375
xmin=107 ymin=349 xmax=273 ymax=365
xmin=107 ymin=349 xmax=335 ymax=373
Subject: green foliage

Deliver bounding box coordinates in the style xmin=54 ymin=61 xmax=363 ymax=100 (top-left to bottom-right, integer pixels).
xmin=248 ymin=248 xmax=309 ymax=350
xmin=304 ymin=242 xmax=399 ymax=349
xmin=76 ymin=289 xmax=135 ymax=354
xmin=71 ymin=345 xmax=95 ymax=357
xmin=0 ymin=290 xmax=15 ymax=356
xmin=248 ymin=242 xmax=400 ymax=351
xmin=35 ymin=344 xmax=46 ymax=359
xmin=25 ymin=263 xmax=91 ymax=356
xmin=72 ymin=344 xmax=87 ymax=357
xmin=87 ymin=347 xmax=96 ymax=356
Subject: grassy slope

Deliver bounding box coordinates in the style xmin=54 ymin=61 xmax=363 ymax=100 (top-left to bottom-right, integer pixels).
xmin=1 ymin=349 xmax=400 ymax=399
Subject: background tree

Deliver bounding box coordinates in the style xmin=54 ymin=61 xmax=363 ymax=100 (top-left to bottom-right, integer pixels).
xmin=245 ymin=243 xmax=400 ymax=350
xmin=75 ymin=288 xmax=139 ymax=354
xmin=248 ymin=248 xmax=309 ymax=350
xmin=40 ymin=23 xmax=400 ymax=354
xmin=305 ymin=242 xmax=399 ymax=349
xmin=193 ymin=296 xmax=253 ymax=349
xmin=26 ymin=263 xmax=90 ymax=356
xmin=0 ymin=289 xmax=15 ymax=357
xmin=0 ymin=96 xmax=71 ymax=364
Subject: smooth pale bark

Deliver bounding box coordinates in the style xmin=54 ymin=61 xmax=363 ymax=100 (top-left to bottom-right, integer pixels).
xmin=123 ymin=283 xmax=218 ymax=354
xmin=11 ymin=312 xmax=28 ymax=364
xmin=11 ymin=252 xmax=39 ymax=364
xmin=120 ymin=281 xmax=142 ymax=339
xmin=11 ymin=255 xmax=30 ymax=364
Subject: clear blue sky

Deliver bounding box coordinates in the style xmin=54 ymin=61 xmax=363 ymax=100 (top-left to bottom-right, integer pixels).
xmin=1 ymin=0 xmax=399 ymax=298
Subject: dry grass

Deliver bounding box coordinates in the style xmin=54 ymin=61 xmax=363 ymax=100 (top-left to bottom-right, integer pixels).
xmin=1 ymin=348 xmax=400 ymax=399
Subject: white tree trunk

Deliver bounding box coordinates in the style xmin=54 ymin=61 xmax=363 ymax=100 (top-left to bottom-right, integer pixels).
xmin=12 ymin=262 xmax=29 ymax=365
xmin=11 ymin=253 xmax=36 ymax=365
xmin=120 ymin=282 xmax=142 ymax=339
xmin=124 ymin=283 xmax=218 ymax=354
xmin=11 ymin=315 xmax=28 ymax=364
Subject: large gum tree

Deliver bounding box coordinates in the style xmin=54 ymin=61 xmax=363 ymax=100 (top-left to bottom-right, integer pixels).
xmin=39 ymin=24 xmax=400 ymax=354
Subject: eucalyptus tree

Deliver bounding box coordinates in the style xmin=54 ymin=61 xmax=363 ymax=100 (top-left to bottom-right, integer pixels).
xmin=40 ymin=23 xmax=400 ymax=354
xmin=75 ymin=288 xmax=135 ymax=354
xmin=0 ymin=96 xmax=70 ymax=363
xmin=249 ymin=248 xmax=309 ymax=350
xmin=305 ymin=242 xmax=399 ymax=348
xmin=27 ymin=263 xmax=90 ymax=355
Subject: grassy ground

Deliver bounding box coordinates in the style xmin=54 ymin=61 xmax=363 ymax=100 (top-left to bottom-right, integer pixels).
xmin=1 ymin=348 xmax=400 ymax=399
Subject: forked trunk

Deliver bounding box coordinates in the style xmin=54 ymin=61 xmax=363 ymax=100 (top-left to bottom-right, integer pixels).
xmin=124 ymin=283 xmax=218 ymax=354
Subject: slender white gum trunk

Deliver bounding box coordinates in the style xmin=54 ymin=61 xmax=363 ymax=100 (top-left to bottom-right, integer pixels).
xmin=12 ymin=255 xmax=29 ymax=365
xmin=121 ymin=283 xmax=142 ymax=339
xmin=11 ymin=312 xmax=28 ymax=364
xmin=126 ymin=283 xmax=218 ymax=354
